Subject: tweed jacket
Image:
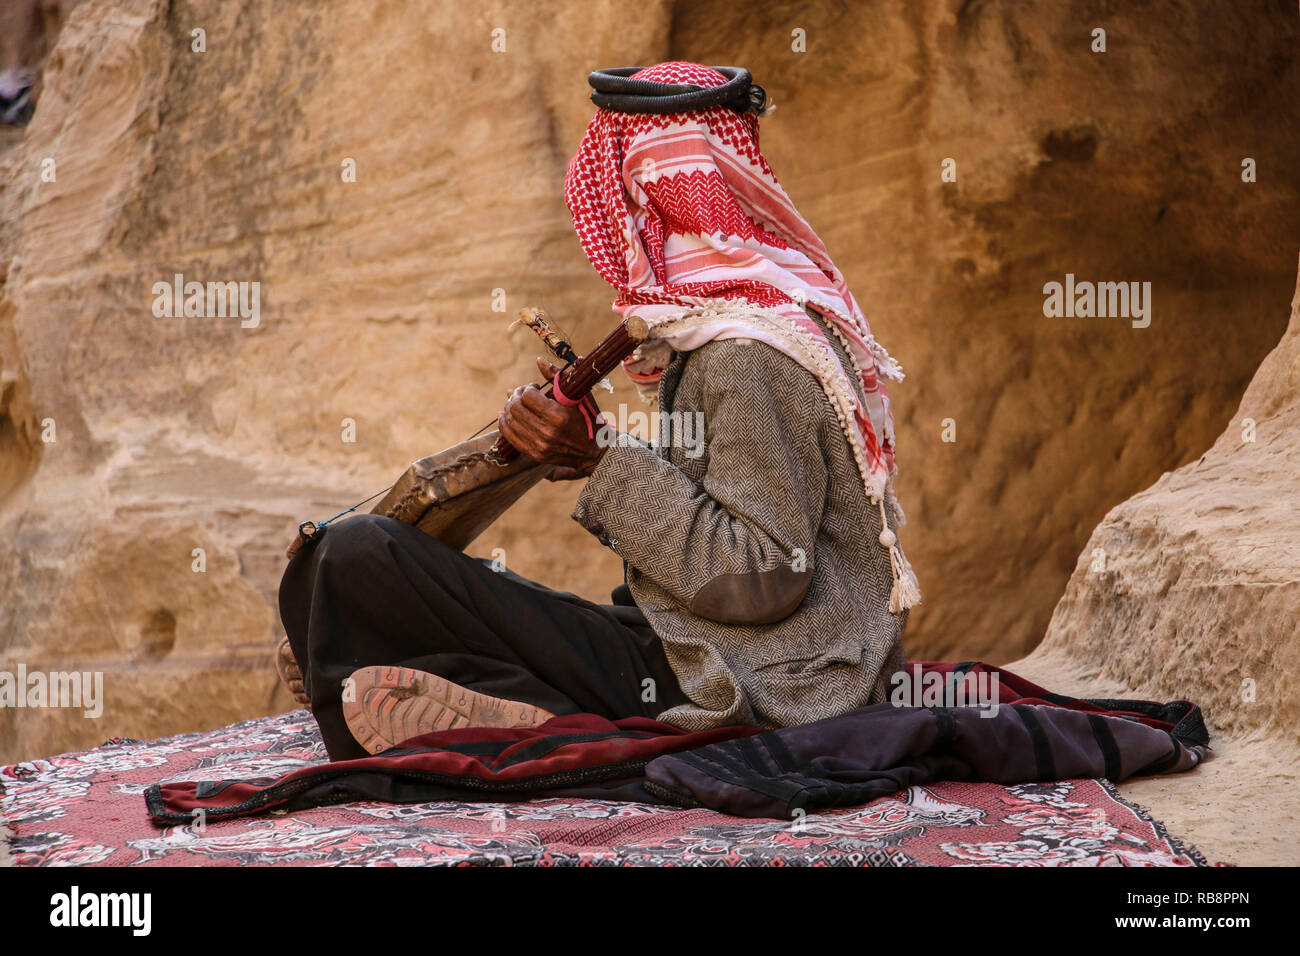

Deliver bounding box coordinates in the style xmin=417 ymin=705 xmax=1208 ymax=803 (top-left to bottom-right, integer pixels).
xmin=571 ymin=314 xmax=910 ymax=731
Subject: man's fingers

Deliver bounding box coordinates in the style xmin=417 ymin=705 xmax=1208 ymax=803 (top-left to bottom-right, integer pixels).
xmin=500 ymin=374 xmax=600 ymax=475
xmin=517 ymin=384 xmax=562 ymax=415
xmin=498 ymin=409 xmax=530 ymax=450
xmin=504 ymin=389 xmax=553 ymax=429
xmin=500 ymin=398 xmax=554 ymax=452
xmin=501 ymin=386 xmax=542 ymax=438
xmin=536 ymin=357 xmax=562 ymax=381
xmin=510 ymin=380 xmax=586 ymax=424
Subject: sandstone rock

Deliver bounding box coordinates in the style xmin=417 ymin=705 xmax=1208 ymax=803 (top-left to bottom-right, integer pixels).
xmin=1010 ymin=257 xmax=1300 ymax=864
xmin=1022 ymin=255 xmax=1300 ymax=743
xmin=2 ymin=0 xmax=1300 ymax=763
xmin=0 ymin=0 xmax=671 ymax=761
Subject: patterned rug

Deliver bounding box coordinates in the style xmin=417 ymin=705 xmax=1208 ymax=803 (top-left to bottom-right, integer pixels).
xmin=0 ymin=710 xmax=1210 ymax=867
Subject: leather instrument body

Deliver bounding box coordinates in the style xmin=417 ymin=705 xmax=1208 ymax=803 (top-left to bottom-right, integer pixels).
xmin=342 ymin=310 xmax=645 ymax=553
xmin=370 ymin=431 xmax=552 ymax=551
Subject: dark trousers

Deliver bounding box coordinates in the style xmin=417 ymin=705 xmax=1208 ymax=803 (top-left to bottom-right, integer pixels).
xmin=278 ymin=514 xmax=691 ymax=760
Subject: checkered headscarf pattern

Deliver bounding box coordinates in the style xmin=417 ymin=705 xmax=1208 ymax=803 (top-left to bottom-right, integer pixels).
xmin=564 ymin=61 xmax=903 ymax=487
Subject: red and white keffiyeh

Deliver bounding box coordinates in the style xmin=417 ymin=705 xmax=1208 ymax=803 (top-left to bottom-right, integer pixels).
xmin=564 ymin=62 xmax=919 ymax=611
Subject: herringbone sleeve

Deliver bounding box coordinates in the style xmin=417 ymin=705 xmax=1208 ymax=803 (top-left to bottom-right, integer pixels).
xmin=573 ymin=339 xmax=825 ymax=611
xmin=572 ymin=331 xmax=909 ymax=731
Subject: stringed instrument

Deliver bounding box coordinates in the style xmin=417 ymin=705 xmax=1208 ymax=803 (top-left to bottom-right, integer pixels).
xmin=286 ymin=309 xmax=648 ymax=558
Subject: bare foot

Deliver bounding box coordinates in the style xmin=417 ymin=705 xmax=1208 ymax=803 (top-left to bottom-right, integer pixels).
xmin=275 ymin=637 xmax=312 ymax=711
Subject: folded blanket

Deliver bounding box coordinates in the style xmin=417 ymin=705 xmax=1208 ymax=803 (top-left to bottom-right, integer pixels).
xmin=644 ymin=697 xmax=1205 ymax=818
xmin=145 ymin=662 xmax=1207 ymax=825
xmin=145 ymin=717 xmax=756 ymax=824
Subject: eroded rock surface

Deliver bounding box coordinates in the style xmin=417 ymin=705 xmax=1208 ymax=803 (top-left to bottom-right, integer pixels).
xmin=1023 ymin=257 xmax=1300 ymax=745
xmin=2 ymin=0 xmax=1299 ymax=761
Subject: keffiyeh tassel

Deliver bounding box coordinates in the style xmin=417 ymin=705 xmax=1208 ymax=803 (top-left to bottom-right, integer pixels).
xmin=878 ymin=494 xmax=922 ymax=613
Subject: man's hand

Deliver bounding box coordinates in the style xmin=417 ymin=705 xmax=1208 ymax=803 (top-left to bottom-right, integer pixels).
xmin=499 ymin=358 xmax=606 ymax=481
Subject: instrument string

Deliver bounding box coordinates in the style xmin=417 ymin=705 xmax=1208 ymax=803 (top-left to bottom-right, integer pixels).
xmin=305 ymin=310 xmax=578 ymax=534
xmin=315 ymin=486 xmax=394 ymax=529
xmin=311 ymin=378 xmax=550 ymax=529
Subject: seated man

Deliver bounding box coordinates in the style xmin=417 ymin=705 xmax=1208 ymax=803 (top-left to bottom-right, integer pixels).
xmin=277 ymin=62 xmax=919 ymax=761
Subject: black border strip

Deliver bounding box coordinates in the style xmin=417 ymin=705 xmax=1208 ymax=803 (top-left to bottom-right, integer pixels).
xmin=1095 ymin=777 xmax=1214 ymax=867
xmin=1087 ymin=713 xmax=1123 ymax=781
xmin=1013 ymin=704 xmax=1057 ymax=781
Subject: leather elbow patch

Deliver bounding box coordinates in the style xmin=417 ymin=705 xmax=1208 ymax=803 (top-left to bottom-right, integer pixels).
xmin=688 ymin=566 xmax=812 ymax=625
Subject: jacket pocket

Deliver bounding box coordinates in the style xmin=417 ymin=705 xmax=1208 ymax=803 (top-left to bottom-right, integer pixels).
xmin=753 ymin=644 xmax=863 ymax=680
xmin=747 ymin=646 xmax=871 ymax=727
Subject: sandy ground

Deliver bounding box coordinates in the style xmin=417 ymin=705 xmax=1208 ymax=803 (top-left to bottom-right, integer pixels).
xmin=1011 ymin=650 xmax=1300 ymax=866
